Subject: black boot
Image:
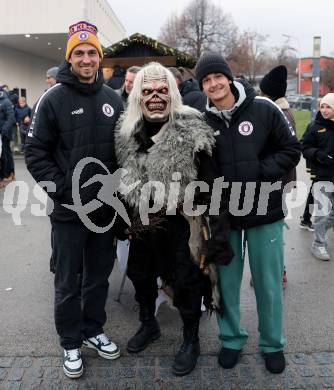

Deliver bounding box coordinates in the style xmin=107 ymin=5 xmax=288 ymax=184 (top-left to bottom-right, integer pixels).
xmin=127 ymin=304 xmax=160 ymax=353
xmin=172 ymin=321 xmax=200 ymax=376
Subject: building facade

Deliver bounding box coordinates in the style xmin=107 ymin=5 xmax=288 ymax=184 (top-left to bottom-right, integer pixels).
xmin=299 ymin=56 xmax=334 ymax=96
xmin=0 ymin=0 xmax=125 ymax=105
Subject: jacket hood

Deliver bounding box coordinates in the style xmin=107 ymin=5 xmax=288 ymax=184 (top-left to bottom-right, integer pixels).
xmin=275 ymin=97 xmax=290 ymax=110
xmin=235 ymin=79 xmax=257 ymax=107
xmin=56 ymin=60 xmax=104 ymax=95
xmin=179 ymin=78 xmax=201 ymax=96
xmin=315 ymin=111 xmax=334 ymax=130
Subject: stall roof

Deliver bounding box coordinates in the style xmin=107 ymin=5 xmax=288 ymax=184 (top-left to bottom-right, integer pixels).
xmin=103 ymin=33 xmax=196 ymax=68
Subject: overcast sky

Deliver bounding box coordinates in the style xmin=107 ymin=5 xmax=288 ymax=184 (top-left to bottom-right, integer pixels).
xmin=109 ymin=0 xmax=334 ymax=58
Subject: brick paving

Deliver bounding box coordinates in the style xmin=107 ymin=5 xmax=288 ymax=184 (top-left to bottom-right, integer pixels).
xmin=0 ymin=352 xmax=334 ymax=389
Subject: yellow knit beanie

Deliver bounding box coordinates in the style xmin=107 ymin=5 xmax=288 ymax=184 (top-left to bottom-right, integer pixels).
xmin=66 ymin=21 xmax=103 ymax=61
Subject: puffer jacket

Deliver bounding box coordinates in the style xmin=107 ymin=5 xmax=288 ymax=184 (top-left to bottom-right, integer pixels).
xmin=204 ymin=80 xmax=301 ymax=229
xmin=302 ymin=111 xmax=334 ymax=182
xmin=0 ymin=91 xmax=15 ymax=139
xmin=179 ymin=78 xmax=207 ymax=112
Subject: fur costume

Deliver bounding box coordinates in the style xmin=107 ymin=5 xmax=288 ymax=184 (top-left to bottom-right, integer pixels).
xmin=115 ymin=112 xmax=223 ymax=311
xmin=115 ymin=112 xmax=215 ymax=212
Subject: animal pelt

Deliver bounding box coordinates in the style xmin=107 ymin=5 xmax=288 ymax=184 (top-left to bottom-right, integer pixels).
xmin=115 ymin=112 xmax=215 ymax=213
xmin=147 ymin=212 xmax=222 ymax=314
xmin=181 ymin=212 xmax=222 ymax=314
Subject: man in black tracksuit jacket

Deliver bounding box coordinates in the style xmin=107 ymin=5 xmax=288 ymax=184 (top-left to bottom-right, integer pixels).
xmin=25 ymin=21 xmax=123 ymax=379
xmin=195 ymin=53 xmax=301 ymax=374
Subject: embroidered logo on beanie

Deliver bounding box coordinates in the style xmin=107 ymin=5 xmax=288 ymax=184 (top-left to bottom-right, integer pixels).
xmin=68 ymin=21 xmax=98 ymax=37
xmin=66 ymin=21 xmax=103 ymax=61
xmin=78 ymin=32 xmax=89 ymax=41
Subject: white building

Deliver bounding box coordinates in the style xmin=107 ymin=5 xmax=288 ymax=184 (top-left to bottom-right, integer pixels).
xmin=0 ymin=0 xmax=126 ymax=105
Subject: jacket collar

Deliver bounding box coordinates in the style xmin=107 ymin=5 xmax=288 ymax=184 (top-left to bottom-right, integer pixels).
xmin=316 ymin=111 xmax=334 ymax=129
xmin=57 ymin=61 xmax=104 ymax=95
xmin=205 ymin=81 xmax=247 ymax=121
xmin=275 ymin=97 xmax=290 ymax=109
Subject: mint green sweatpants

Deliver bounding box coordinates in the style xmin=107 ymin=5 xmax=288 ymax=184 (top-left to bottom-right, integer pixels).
xmin=216 ymin=219 xmax=285 ymax=353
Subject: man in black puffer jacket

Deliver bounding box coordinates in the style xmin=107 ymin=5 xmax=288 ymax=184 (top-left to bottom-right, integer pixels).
xmin=169 ymin=68 xmax=207 ymax=112
xmin=180 ymin=78 xmax=207 ymax=112
xmin=195 ymin=53 xmax=301 ymax=375
xmin=25 ymin=21 xmax=123 ymax=379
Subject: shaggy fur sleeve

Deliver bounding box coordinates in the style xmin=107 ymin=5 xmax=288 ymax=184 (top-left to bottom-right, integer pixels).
xmin=196 ymin=151 xmax=234 ymax=266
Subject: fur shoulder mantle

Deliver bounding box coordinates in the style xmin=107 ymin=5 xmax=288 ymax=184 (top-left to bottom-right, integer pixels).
xmin=115 ymin=113 xmax=215 ymax=210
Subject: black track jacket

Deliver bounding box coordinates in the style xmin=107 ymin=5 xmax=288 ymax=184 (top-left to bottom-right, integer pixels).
xmin=25 ymin=62 xmax=123 ymax=223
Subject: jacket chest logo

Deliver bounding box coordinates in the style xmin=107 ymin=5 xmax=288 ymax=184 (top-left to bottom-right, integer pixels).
xmin=102 ymin=103 xmax=114 ymax=117
xmin=238 ymin=121 xmax=253 ymax=136
xmin=71 ymin=107 xmax=84 ymax=115
xmin=318 ymin=128 xmax=326 ymax=133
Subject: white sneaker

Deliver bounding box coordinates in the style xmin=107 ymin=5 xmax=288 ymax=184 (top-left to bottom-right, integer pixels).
xmin=62 ymin=348 xmax=83 ymax=379
xmin=83 ymin=333 xmax=120 ymax=360
xmin=311 ymin=246 xmax=330 ymax=261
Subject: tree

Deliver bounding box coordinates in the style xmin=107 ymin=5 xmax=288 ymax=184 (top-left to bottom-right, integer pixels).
xmin=159 ymin=0 xmax=238 ymax=58
xmin=321 ymin=63 xmax=334 ymax=91
xmin=228 ymin=30 xmax=269 ymax=84
xmin=268 ymin=36 xmax=298 ymax=77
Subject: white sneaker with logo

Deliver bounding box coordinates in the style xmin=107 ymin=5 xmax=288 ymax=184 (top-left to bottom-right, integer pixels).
xmin=83 ymin=333 xmax=120 ymax=360
xmin=311 ymin=245 xmax=331 ymax=261
xmin=62 ymin=348 xmax=83 ymax=379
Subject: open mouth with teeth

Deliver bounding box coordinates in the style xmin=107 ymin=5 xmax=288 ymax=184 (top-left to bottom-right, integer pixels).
xmin=146 ymin=101 xmax=167 ymax=112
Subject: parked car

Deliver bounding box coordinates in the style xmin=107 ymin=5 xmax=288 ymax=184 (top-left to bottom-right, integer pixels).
xmin=287 ymin=95 xmax=312 ymax=111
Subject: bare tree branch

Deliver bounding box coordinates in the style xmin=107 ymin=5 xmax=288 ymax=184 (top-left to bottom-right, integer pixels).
xmin=159 ymin=1 xmax=300 ymax=87
xmin=159 ymin=0 xmax=238 ymax=58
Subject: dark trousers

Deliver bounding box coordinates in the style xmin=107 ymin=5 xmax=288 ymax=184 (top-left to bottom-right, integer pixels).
xmin=0 ymin=136 xmax=14 ymax=178
xmin=51 ymin=220 xmax=115 ymax=349
xmin=127 ymin=215 xmax=204 ymax=323
xmin=302 ymin=181 xmax=314 ymax=222
xmin=20 ymin=132 xmax=27 ymax=151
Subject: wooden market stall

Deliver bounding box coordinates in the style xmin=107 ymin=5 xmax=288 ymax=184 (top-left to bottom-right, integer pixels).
xmin=102 ymin=33 xmax=196 ymax=79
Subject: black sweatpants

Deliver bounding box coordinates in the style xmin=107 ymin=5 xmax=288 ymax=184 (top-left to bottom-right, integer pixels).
xmin=51 ymin=220 xmax=115 ymax=349
xmin=127 ymin=214 xmax=205 ymax=323
xmin=0 ymin=136 xmax=14 ymax=178
xmin=302 ymin=181 xmax=314 ymax=222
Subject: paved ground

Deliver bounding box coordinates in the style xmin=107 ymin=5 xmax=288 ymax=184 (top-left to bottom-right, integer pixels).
xmin=0 ymin=157 xmax=334 ymax=389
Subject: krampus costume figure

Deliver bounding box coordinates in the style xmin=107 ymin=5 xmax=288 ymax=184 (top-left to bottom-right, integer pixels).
xmin=115 ymin=63 xmax=233 ymax=376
